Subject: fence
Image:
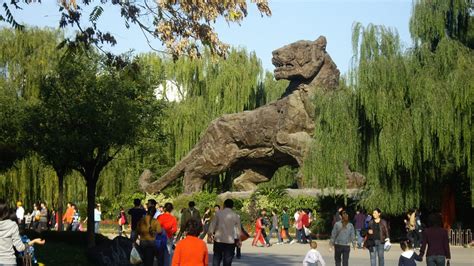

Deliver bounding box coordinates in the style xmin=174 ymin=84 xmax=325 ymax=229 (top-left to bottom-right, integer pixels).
xmin=448 ymin=229 xmax=472 ymax=246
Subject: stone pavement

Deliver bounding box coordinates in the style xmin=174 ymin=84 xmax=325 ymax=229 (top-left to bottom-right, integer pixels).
xmin=207 ymin=239 xmax=474 ymax=266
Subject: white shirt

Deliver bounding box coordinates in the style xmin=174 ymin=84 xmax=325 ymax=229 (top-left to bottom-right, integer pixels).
xmin=294 ymin=212 xmax=300 ymax=227
xmin=153 ymin=210 xmax=162 ymax=219
xmin=94 ymin=208 xmax=101 ymax=222
xmin=303 ymin=249 xmax=326 ymax=266
xmin=16 ymin=207 xmax=24 ymax=221
xmin=209 ymin=208 xmax=241 ymax=244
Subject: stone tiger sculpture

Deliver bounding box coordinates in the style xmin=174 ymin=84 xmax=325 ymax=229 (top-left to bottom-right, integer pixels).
xmin=139 ymin=36 xmax=363 ymax=194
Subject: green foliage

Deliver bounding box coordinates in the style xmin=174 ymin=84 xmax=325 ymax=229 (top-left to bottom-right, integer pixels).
xmin=0 ymin=92 xmax=26 ymax=171
xmin=304 ymin=84 xmax=359 ymax=189
xmin=0 ymin=27 xmax=63 ymax=100
xmin=258 ymin=166 xmax=298 ymax=189
xmin=0 ymin=28 xmax=63 ymax=171
xmin=306 ymin=1 xmax=473 ymax=214
xmin=410 ymin=0 xmax=473 ymax=50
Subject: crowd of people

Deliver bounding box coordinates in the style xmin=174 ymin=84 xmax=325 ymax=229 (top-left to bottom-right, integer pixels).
xmin=120 ymin=200 xmax=452 ymax=266
xmin=1 ymin=197 xmax=453 ymax=266
xmin=125 ymin=198 xmax=242 ymax=266
xmin=13 ymin=200 xmax=94 ymax=233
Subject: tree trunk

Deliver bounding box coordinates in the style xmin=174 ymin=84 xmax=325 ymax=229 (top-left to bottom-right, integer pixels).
xmin=57 ymin=174 xmax=64 ymax=232
xmin=86 ymin=175 xmax=98 ymax=248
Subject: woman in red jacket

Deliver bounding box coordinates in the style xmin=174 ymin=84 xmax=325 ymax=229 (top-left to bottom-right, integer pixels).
xmin=252 ymin=214 xmax=266 ymax=247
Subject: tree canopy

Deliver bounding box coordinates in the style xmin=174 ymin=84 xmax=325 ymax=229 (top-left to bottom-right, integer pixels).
xmin=305 ymin=0 xmax=473 ymax=214
xmin=1 ymin=0 xmax=271 ymax=58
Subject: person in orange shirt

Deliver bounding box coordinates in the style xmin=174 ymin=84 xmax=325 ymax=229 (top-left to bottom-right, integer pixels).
xmin=158 ymin=202 xmax=178 ymax=266
xmin=172 ymin=219 xmax=208 ymax=266
xmin=62 ymin=202 xmax=74 ymax=231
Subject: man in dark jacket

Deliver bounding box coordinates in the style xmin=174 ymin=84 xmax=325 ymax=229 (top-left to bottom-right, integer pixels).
xmin=177 ymin=201 xmax=201 ymax=241
xmin=353 ymin=209 xmax=366 ymax=248
xmin=420 ymin=213 xmax=450 ymax=265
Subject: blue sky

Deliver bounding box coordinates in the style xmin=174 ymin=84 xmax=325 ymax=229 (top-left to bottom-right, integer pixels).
xmin=5 ymin=0 xmax=414 ymax=74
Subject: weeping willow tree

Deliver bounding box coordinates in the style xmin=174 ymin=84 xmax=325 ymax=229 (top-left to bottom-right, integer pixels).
xmin=305 ymin=0 xmax=473 ymax=215
xmin=0 ymin=28 xmax=63 ymax=171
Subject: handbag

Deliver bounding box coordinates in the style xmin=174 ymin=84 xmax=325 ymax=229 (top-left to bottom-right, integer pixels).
xmin=384 ymin=239 xmax=392 ymax=251
xmin=240 ymin=228 xmax=250 ymax=242
xmin=303 ymin=226 xmax=311 ymax=237
xmin=130 ymin=246 xmax=143 ymax=265
xmin=280 ymin=229 xmax=287 ymax=239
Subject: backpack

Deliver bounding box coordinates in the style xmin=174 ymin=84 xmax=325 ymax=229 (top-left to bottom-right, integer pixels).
xmin=155 ymin=229 xmax=167 ymax=251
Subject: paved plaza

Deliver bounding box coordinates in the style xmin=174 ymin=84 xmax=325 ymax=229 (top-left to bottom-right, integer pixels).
xmin=207 ymin=240 xmax=473 ymax=266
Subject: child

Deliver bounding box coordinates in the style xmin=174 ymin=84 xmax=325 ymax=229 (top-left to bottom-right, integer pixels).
xmin=398 ymin=239 xmax=422 ymax=266
xmin=303 ymin=241 xmax=326 ymax=266
xmin=17 ymin=235 xmax=45 ymax=265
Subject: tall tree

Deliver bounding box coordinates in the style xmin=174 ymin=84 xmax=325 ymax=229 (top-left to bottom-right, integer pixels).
xmin=26 ymin=47 xmax=161 ymax=247
xmin=305 ymin=0 xmax=473 ymax=215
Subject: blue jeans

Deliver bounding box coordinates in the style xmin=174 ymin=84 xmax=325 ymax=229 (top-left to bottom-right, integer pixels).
xmin=369 ymin=240 xmax=384 ymax=266
xmin=94 ymin=221 xmax=100 ymax=233
xmin=269 ymin=227 xmax=283 ymax=243
xmin=296 ymin=228 xmax=302 ymax=242
xmin=356 ymin=229 xmax=363 ymax=247
xmin=427 ymin=255 xmax=446 ymax=266
xmin=164 ymin=236 xmax=174 ymax=266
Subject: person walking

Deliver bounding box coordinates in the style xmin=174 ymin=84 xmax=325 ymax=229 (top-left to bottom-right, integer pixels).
xmin=419 ymin=213 xmax=450 ymax=266
xmin=137 ymin=205 xmax=162 ymax=266
xmin=260 ymin=209 xmax=271 ymax=246
xmin=281 ymin=207 xmax=295 ymax=244
xmin=128 ymin=198 xmax=146 ymax=242
xmin=208 ymin=199 xmax=241 ymax=266
xmin=16 ymin=201 xmax=25 ymax=229
xmin=367 ymin=208 xmax=390 ymax=266
xmin=31 ymin=204 xmax=40 ymax=231
xmin=330 ymin=210 xmax=355 ymax=266
xmin=251 ymin=214 xmax=266 ymax=247
xmin=199 ymin=207 xmax=212 ymax=239
xmin=94 ymin=204 xmax=101 ymax=234
xmin=354 ymin=209 xmax=366 ymax=248
xmin=295 ymin=209 xmax=302 ymax=243
xmin=71 ymin=204 xmax=81 ymax=231
xmin=269 ymin=209 xmax=283 ymax=245
xmin=63 ymin=202 xmax=74 ymax=231
xmin=177 ymin=201 xmax=201 ymax=241
xmin=117 ymin=207 xmax=128 ymax=237
xmin=172 ymin=219 xmax=208 ymax=266
xmin=157 ymin=202 xmax=178 ymax=266
xmin=49 ymin=208 xmax=57 ymax=230
xmin=301 ymin=209 xmax=310 ymax=244
xmin=38 ymin=202 xmax=48 ymax=232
